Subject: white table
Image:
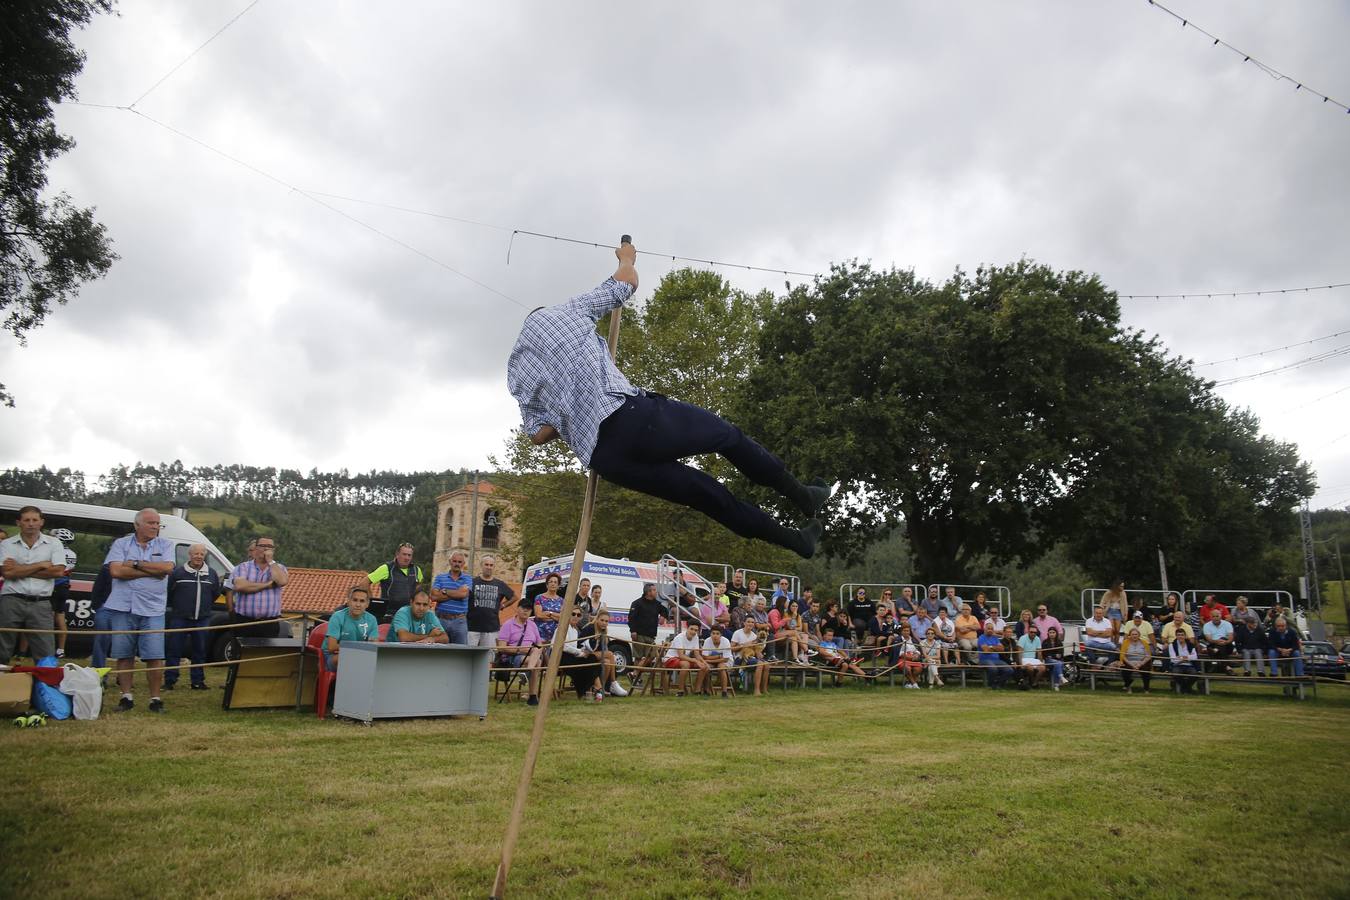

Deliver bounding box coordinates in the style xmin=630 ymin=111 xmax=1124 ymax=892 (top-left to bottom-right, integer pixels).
xmin=331 ymin=642 xmax=492 ymax=723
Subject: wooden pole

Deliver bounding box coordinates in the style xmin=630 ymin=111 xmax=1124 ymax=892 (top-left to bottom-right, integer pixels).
xmin=490 ymin=245 xmax=628 ymax=900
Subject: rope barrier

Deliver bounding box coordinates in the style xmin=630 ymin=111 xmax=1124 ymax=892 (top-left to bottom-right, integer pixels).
xmin=0 ymin=614 xmax=304 ymax=636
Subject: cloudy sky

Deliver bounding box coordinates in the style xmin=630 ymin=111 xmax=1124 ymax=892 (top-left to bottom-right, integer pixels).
xmin=3 ymin=0 xmax=1348 ymax=508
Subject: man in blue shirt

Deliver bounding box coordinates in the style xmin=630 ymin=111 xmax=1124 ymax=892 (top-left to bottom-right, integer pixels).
xmin=389 ymin=588 xmax=448 ymax=644
xmin=325 ymin=586 xmax=380 ymax=671
xmin=507 ymin=242 xmax=829 ymax=557
xmin=977 ymin=620 xmax=1012 ymax=688
xmin=103 ymin=508 xmax=175 ymax=713
xmin=431 ymin=551 xmax=472 ymax=645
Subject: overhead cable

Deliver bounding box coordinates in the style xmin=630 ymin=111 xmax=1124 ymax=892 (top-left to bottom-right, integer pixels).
xmin=1195 ymin=329 xmax=1350 ymax=367
xmin=128 ymin=0 xmax=264 ymax=108
xmin=1144 ymin=0 xmax=1349 ymax=116
xmin=1119 ymin=282 xmax=1350 ymax=301
xmin=1212 ymin=343 xmax=1350 ymax=387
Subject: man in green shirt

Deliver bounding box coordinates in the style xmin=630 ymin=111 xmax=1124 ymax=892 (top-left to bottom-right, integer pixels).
xmin=388 ymin=588 xmax=448 ymax=644
xmin=366 ymin=542 xmax=424 ymax=622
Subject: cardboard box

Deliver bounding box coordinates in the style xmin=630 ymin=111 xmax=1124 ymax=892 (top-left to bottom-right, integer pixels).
xmin=0 ymin=672 xmax=33 ymax=716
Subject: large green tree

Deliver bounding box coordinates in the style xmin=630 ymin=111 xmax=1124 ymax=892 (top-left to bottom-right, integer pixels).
xmin=494 ymin=268 xmax=796 ymax=578
xmin=739 ymin=260 xmax=1314 ymax=586
xmin=1 ymin=0 xmax=118 ymax=406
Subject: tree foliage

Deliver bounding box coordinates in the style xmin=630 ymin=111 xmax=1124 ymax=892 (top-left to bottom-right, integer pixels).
xmin=495 ymin=268 xmax=795 ymax=576
xmin=1 ymin=0 xmax=119 ymax=406
xmin=739 ymin=260 xmax=1314 ymax=586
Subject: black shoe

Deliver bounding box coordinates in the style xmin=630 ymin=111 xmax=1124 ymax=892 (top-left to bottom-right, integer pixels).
xmin=792 ymin=519 xmax=823 ymax=558
xmin=799 ymin=478 xmax=831 ymax=518
xmin=190 ymin=683 xmax=208 ymax=691
xmin=527 ymin=695 xmax=539 ymax=706
xmin=148 ymin=698 xmax=165 ymax=713
xmin=115 ymin=696 xmax=134 ymax=712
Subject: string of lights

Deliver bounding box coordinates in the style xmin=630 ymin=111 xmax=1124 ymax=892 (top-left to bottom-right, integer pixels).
xmin=1119 ymin=282 xmax=1350 ymax=301
xmin=1145 ymin=0 xmax=1349 ymax=116
xmin=1195 ymin=329 xmax=1350 ymax=367
xmin=1211 ymin=343 xmax=1350 ymax=387
xmin=1287 ymin=384 xmax=1350 ymax=413
xmin=128 ymin=0 xmax=263 ymax=108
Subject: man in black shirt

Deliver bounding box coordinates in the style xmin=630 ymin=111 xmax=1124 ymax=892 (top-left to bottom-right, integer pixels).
xmin=848 ymin=588 xmax=877 ymax=644
xmin=468 ymin=555 xmax=515 ymax=649
xmin=725 ymin=570 xmax=746 ymax=609
xmin=627 ymin=583 xmax=663 ymax=688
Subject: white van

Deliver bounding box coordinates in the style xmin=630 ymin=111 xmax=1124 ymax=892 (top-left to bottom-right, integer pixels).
xmin=0 ymin=495 xmax=239 ymax=656
xmin=522 ymin=552 xmax=714 ymax=672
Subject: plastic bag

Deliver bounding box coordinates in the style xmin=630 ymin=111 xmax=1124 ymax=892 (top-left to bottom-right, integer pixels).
xmin=58 ymin=664 xmax=105 ymax=720
xmin=31 ymin=656 xmax=72 ymax=720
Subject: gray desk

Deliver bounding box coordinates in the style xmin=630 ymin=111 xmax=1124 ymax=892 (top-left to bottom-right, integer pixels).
xmin=331 ymin=642 xmax=492 ymax=723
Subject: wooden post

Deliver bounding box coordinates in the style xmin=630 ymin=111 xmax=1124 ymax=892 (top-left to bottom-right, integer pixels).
xmin=491 ymin=242 xmax=628 ymax=900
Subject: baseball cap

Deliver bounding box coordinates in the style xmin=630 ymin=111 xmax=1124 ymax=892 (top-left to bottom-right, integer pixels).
xmin=1133 ymin=611 xmax=1144 ymax=619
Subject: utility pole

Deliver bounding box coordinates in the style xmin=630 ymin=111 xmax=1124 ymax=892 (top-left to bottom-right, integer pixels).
xmin=1335 ymin=539 xmax=1348 ymax=634
xmin=1299 ymin=502 xmax=1320 ymax=614
xmin=1157 ymin=547 xmax=1169 ymax=595
xmin=468 ymin=469 xmax=481 ymax=573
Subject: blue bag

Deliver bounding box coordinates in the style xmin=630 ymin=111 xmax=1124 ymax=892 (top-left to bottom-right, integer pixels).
xmin=31 ymin=655 xmax=72 ymax=720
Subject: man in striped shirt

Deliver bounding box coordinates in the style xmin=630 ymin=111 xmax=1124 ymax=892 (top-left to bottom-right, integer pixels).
xmin=228 ymin=536 xmax=290 ymax=639
xmin=507 ymin=242 xmax=829 ymax=557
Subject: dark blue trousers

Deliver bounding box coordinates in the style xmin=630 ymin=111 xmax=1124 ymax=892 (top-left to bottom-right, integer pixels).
xmin=590 ymin=393 xmax=794 ymax=546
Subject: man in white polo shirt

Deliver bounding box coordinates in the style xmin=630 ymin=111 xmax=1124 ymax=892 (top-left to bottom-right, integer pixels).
xmin=0 ymin=506 xmax=66 ymax=664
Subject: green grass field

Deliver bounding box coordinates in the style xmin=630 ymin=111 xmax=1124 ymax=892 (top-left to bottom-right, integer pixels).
xmin=2 ymin=679 xmax=1348 ymax=899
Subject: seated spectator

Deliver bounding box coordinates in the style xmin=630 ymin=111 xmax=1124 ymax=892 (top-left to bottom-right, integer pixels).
xmin=1042 ymin=625 xmax=1065 ymax=691
xmin=869 ymin=607 xmax=899 ymax=664
xmin=751 ymin=595 xmax=777 ymax=660
xmin=702 ymin=627 xmax=734 ymax=697
xmin=1234 ymin=614 xmax=1267 ymax=676
xmin=1016 ymin=626 xmax=1045 ymax=689
xmin=876 ymin=588 xmax=896 ymax=619
xmin=664 ymin=621 xmax=709 ymax=696
xmin=1231 ymin=595 xmax=1260 ymax=629
xmin=831 ymin=606 xmax=857 ymax=653
xmin=970 ymin=591 xmax=991 ymax=622
xmin=1168 ymin=631 xmax=1200 ymax=694
xmin=770 ymin=598 xmax=807 ymax=665
xmin=742 ymin=578 xmax=765 ymax=611
xmin=817 ymin=626 xmax=868 ymax=681
xmin=1160 ymin=610 xmax=1194 ymax=645
xmin=954 ymin=603 xmax=981 ymax=665
xmin=1128 ymin=594 xmax=1151 ymax=623
xmin=907 ymin=605 xmax=934 ymax=642
xmin=698 ymin=584 xmax=730 ymax=635
xmin=896 ymin=586 xmax=918 ymax=619
xmin=562 ymin=610 xmax=605 ymax=702
xmin=977 ymin=621 xmax=1012 ymax=688
xmin=1013 ymin=608 xmax=1034 ymax=638
xmin=800 ymin=594 xmax=822 ymax=645
xmin=1082 ymin=605 xmax=1117 ymax=655
xmin=933 ymin=607 xmax=958 ymax=664
xmin=577 ymin=607 xmax=627 ymax=697
xmin=848 ymin=588 xmax=876 ymax=645
xmin=770 ymin=577 xmax=794 ymax=607
xmin=325 ymin=586 xmax=380 ymax=672
xmin=920 ymin=627 xmax=944 ymax=687
xmin=729 ymin=592 xmax=754 ymax=633
xmin=1201 ymin=608 xmax=1237 ymax=674
xmin=1198 ymin=593 xmax=1230 ymax=623
xmin=1160 ymin=591 xmax=1183 ymax=621
xmin=1264 ymin=600 xmax=1290 ymax=628
xmin=895 ymin=623 xmax=924 ymax=688
xmin=1266 ymin=617 xmax=1304 ymax=685
xmin=388 ymin=587 xmax=449 ymax=644
xmin=922 ymin=586 xmax=943 ymax=618
xmin=1119 ymin=626 xmax=1152 ymax=694
xmin=1032 ymin=604 xmax=1062 ymax=641
xmin=731 ymin=619 xmax=769 ymax=695
xmin=530 ymin=573 xmax=565 ymax=645
xmin=985 ymin=607 xmax=1008 ymax=635
xmin=1119 ymin=609 xmax=1154 ymax=645
xmin=497 ymin=602 xmax=545 ymax=706
xmin=940 ymin=585 xmax=963 ymax=617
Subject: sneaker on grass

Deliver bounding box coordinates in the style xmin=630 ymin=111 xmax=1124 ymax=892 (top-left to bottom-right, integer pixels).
xmin=115 ymin=696 xmax=134 ymax=712
xmin=608 ymin=681 xmax=628 ymax=697
xmin=148 ymin=698 xmax=164 ymax=713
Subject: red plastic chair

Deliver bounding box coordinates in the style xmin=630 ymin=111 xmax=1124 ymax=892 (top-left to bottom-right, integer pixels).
xmin=308 ymin=621 xmax=334 ymax=719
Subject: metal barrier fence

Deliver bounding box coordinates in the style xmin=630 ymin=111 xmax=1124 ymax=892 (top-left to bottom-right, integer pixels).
xmin=839 ymin=583 xmax=926 ymax=611
xmin=739 ymin=566 xmax=801 ymax=605
xmin=1080 ymin=588 xmax=1176 ymax=621
xmin=1181 ymin=589 xmax=1294 ymax=618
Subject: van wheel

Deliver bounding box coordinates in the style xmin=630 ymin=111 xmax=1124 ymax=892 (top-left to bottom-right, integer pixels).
xmin=610 ymin=644 xmax=630 ymax=676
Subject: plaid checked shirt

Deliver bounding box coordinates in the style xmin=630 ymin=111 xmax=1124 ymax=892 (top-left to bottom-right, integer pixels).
xmin=507 ymin=277 xmax=639 ymax=466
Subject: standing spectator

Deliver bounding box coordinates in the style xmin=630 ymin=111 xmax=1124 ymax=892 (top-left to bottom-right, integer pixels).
xmin=1013 ymin=608 xmax=1035 ymax=638
xmin=954 ymin=603 xmax=981 ymax=665
xmin=365 ymin=542 xmax=424 ymax=622
xmin=497 ymin=602 xmax=545 ymax=705
xmin=0 ymin=506 xmax=65 ymax=665
xmin=1266 ymin=617 xmax=1304 ymax=685
xmin=896 ymin=586 xmax=918 ymax=619
xmin=164 ymin=543 xmax=223 ymax=691
xmin=1016 ymin=627 xmax=1045 ymax=689
xmin=1168 ymin=631 xmax=1200 ymax=694
xmin=970 ymin=591 xmax=992 ymax=622
xmin=104 ymin=508 xmax=176 ymax=713
xmin=1082 ymin=605 xmax=1117 ymax=656
xmin=49 ymin=530 xmax=77 ymax=658
xmin=977 ymin=621 xmax=1012 ymax=688
xmin=627 ymin=583 xmax=663 ymax=687
xmin=1042 ymin=625 xmax=1065 ymax=691
xmin=89 ymin=562 xmax=114 ymax=670
xmin=431 ymin=551 xmax=473 ymax=645
xmin=1119 ymin=626 xmax=1152 ymax=694
xmin=1234 ymin=613 xmax=1267 ymax=676
xmin=1201 ymin=608 xmax=1236 ymax=674
xmin=701 ymin=627 xmax=734 ymax=696
xmin=664 ymin=621 xmax=709 ymax=696
xmin=1101 ymin=580 xmax=1128 ymax=633
xmin=228 ymin=535 xmax=290 ymax=640
xmin=324 ymin=586 xmax=379 ymax=672
xmin=1198 ymin=594 xmax=1231 ymax=623
xmin=468 ymin=555 xmax=514 ymax=649
xmin=731 ymin=618 xmax=768 ymax=695
xmin=389 ymin=588 xmax=448 ymax=644
xmin=848 ymin=588 xmax=876 ymax=644
xmin=1032 ymin=604 xmax=1062 ymax=641
xmin=589 ymin=583 xmax=605 ymax=613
